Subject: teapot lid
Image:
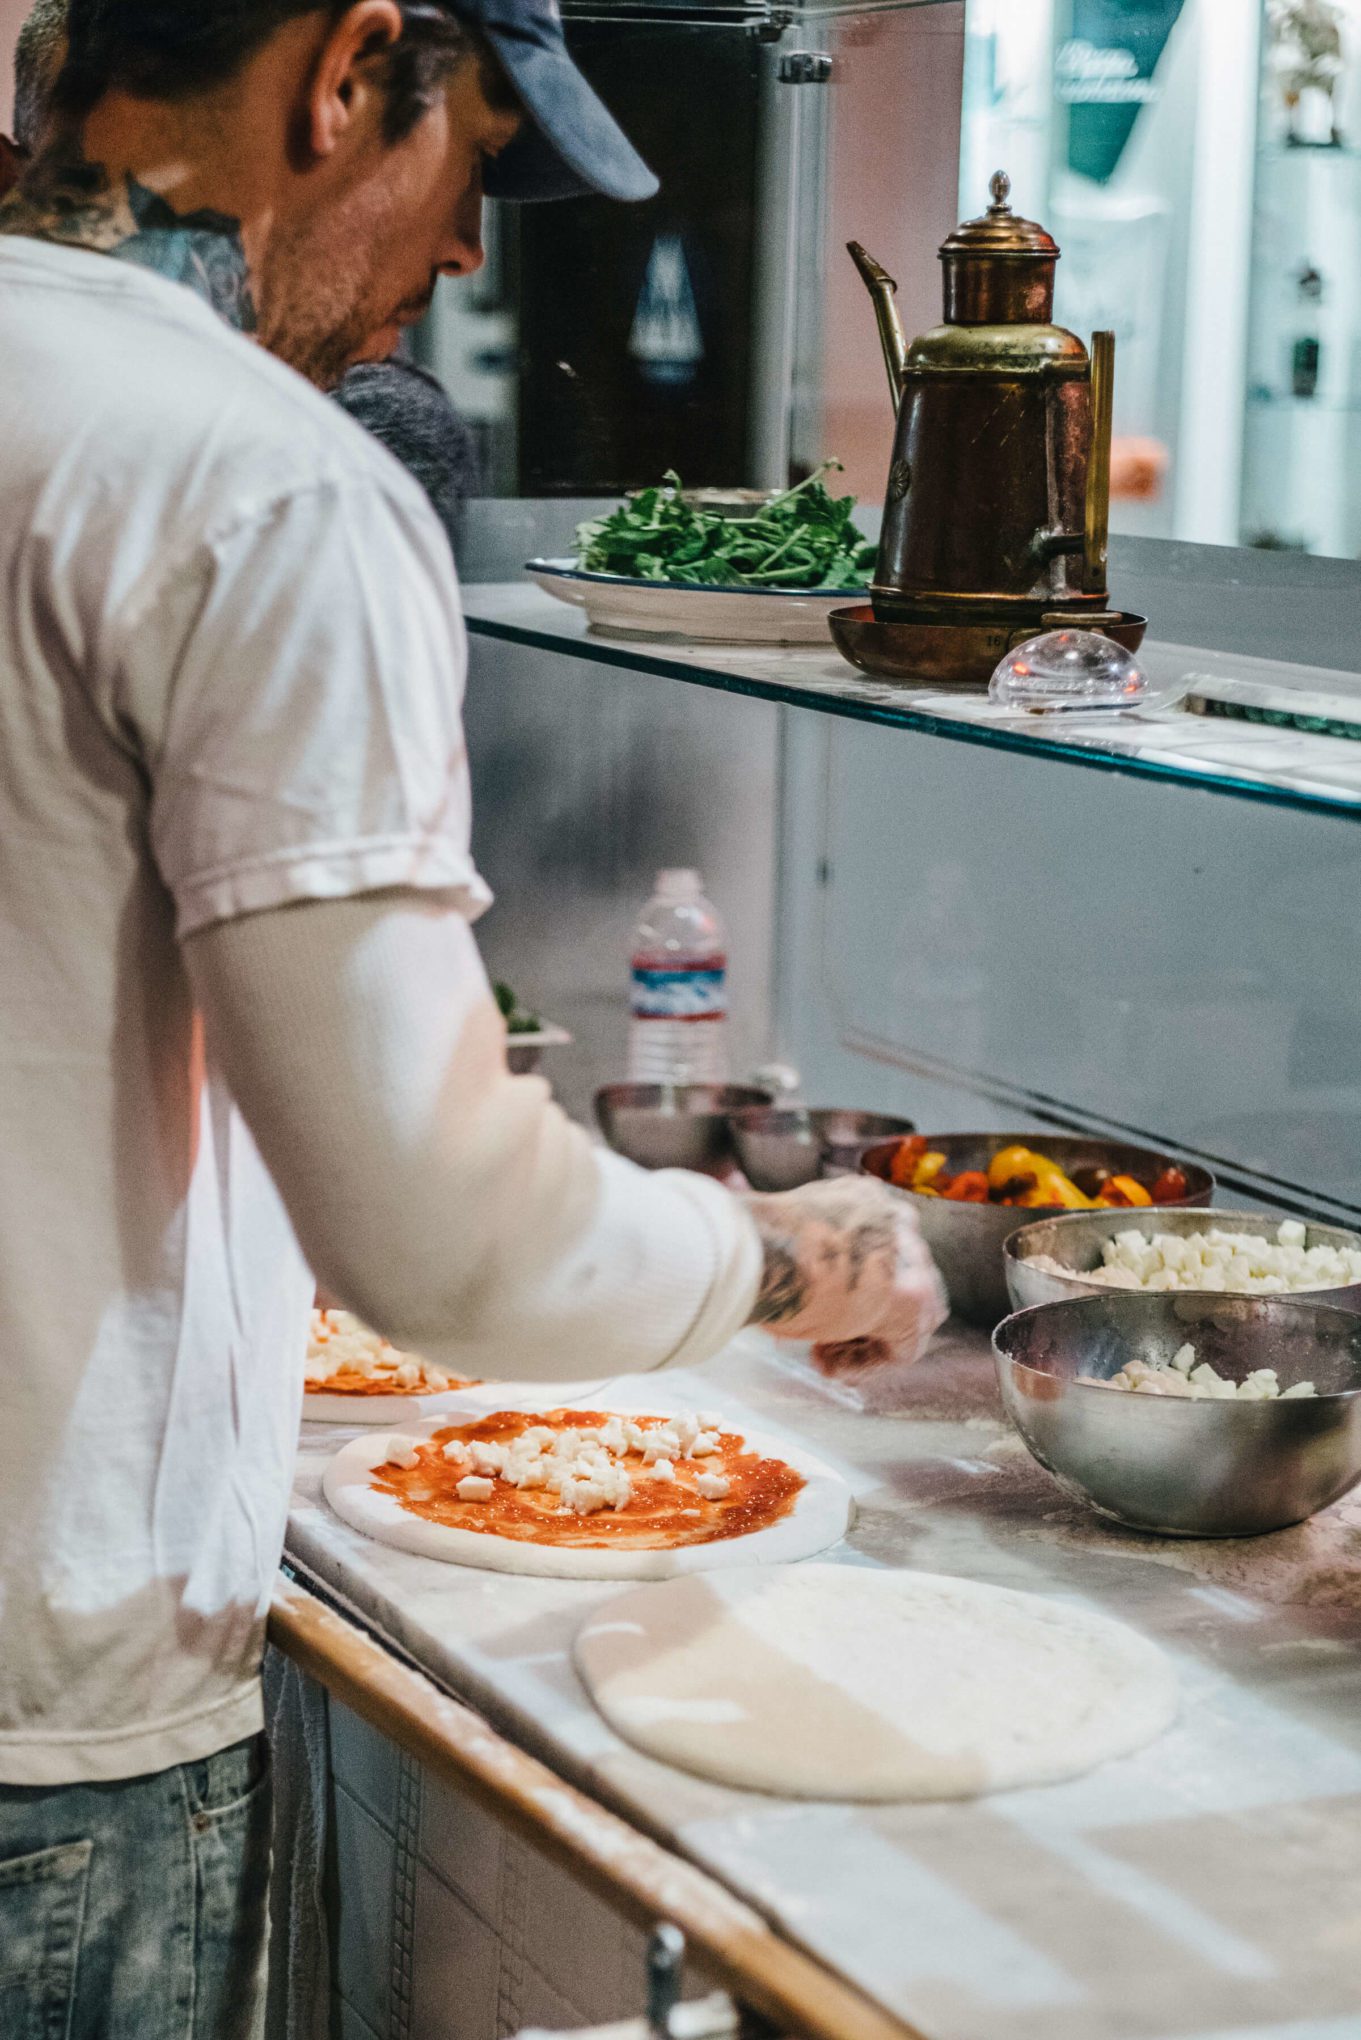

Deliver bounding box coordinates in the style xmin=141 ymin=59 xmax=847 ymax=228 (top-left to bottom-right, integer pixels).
xmin=940 ymin=171 xmax=1059 ymax=261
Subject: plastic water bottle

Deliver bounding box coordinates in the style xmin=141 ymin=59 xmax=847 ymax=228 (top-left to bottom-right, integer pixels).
xmin=627 ymin=869 xmax=729 ymax=1084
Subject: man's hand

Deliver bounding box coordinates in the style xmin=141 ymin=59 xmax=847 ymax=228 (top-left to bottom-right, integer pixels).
xmin=745 ymin=1177 xmax=947 ymax=1377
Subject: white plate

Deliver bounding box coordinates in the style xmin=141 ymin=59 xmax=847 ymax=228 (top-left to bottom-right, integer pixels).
xmin=322 ymin=1391 xmax=854 ymax=1580
xmin=526 ymin=559 xmax=862 ymax=647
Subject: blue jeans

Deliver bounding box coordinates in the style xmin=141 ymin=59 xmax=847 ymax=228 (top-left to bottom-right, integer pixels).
xmin=0 ymin=1732 xmax=271 ymax=2040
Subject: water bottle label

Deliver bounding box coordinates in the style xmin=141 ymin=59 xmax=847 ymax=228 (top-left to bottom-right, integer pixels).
xmin=630 ymin=966 xmax=727 ymax=1021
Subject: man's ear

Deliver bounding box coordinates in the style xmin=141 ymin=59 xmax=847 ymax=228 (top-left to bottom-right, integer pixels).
xmin=0 ymin=136 xmax=26 ymax=202
xmin=306 ymin=0 xmax=405 ymax=159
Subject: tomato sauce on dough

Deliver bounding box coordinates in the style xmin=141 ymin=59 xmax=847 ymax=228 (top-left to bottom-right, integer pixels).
xmin=307 ymin=1368 xmax=436 ymax=1396
xmin=372 ymin=1409 xmax=805 ymax=1550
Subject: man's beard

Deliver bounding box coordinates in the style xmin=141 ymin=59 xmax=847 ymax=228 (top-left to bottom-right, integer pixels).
xmin=259 ymin=292 xmax=381 ymax=390
xmin=255 ymin=203 xmax=430 ymax=390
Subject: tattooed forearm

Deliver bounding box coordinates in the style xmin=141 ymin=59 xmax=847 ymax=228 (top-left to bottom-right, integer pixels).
xmin=744 ymin=1177 xmax=944 ymax=1370
xmin=0 ymin=144 xmax=257 ymax=332
xmin=746 ymin=1181 xmax=895 ymax=1332
xmin=749 ymin=1228 xmax=807 ymax=1327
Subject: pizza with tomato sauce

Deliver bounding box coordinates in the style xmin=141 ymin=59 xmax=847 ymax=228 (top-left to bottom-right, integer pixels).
xmin=303 ymin=1309 xmax=473 ymax=1424
xmin=323 ymin=1396 xmax=854 ymax=1579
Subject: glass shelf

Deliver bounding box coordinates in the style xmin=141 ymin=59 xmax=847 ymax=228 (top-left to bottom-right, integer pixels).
xmin=462 ymin=581 xmax=1361 ymax=826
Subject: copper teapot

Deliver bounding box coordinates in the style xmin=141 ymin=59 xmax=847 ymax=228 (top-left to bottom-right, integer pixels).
xmin=841 ymin=173 xmax=1142 ymax=683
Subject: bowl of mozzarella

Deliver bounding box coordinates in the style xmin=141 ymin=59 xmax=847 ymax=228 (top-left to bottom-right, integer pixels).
xmin=1005 ymin=1209 xmax=1361 ymax=1317
xmin=993 ymin=1290 xmax=1361 ymax=1535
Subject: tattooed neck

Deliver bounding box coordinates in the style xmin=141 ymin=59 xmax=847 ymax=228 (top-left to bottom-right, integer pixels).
xmin=0 ymin=145 xmax=258 ymax=334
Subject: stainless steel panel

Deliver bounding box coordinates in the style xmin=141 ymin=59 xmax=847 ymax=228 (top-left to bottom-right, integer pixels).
xmin=463 ymin=634 xmax=779 ymax=1123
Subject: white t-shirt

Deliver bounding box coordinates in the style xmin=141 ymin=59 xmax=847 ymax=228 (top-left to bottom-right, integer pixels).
xmin=0 ymin=239 xmax=493 ymax=1784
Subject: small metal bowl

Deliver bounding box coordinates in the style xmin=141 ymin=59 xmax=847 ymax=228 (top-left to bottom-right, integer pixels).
xmin=861 ymin=1134 xmax=1214 ymax=1328
xmin=1006 ymin=1207 xmax=1361 ymax=1316
xmin=505 ymin=1023 xmax=572 ymax=1078
xmin=993 ymin=1291 xmax=1361 ymax=1536
xmin=730 ymin=1107 xmax=917 ymax=1192
xmin=595 ymin=1084 xmax=772 ymax=1173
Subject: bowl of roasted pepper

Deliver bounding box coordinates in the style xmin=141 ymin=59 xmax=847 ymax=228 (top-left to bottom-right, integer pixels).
xmin=861 ymin=1133 xmax=1214 ymax=1327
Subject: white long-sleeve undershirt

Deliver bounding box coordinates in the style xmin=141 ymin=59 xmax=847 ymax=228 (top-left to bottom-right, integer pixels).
xmin=184 ymin=890 xmax=764 ymax=1381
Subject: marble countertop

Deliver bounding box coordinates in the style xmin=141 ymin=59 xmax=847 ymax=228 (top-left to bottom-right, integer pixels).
xmin=287 ymin=1326 xmax=1361 ymax=2040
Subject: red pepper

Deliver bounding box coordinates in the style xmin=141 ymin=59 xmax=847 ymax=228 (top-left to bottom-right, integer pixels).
xmin=1148 ymin=1166 xmax=1189 ymax=1204
xmin=942 ymin=1170 xmax=990 ymax=1203
xmin=888 ymin=1134 xmax=929 ymax=1190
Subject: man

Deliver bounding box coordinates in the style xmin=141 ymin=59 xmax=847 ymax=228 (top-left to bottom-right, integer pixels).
xmin=0 ymin=4 xmax=944 ymax=2029
xmin=6 ymin=0 xmax=482 ymax=546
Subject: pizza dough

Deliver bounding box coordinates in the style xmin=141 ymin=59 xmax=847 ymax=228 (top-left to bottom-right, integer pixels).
xmin=574 ymin=1565 xmax=1178 ymax=1800
xmin=302 ymin=1310 xmax=606 ymax=1424
xmin=304 ymin=1386 xmax=463 ymax=1425
xmin=322 ymin=1397 xmax=854 ymax=1580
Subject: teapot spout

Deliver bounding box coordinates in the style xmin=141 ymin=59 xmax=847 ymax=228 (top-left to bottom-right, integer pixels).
xmin=847 ymin=241 xmax=907 ymax=414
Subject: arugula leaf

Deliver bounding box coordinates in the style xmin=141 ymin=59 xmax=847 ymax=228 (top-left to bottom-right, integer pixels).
xmin=493 ymin=981 xmax=542 ymax=1035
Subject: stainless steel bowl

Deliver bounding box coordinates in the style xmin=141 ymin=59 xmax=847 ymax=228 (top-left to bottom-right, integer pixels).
xmin=730 ymin=1107 xmax=917 ymax=1192
xmin=860 ymin=1134 xmax=1214 ymax=1328
xmin=594 ymin=1084 xmax=771 ymax=1173
xmin=1006 ymin=1207 xmax=1361 ymax=1315
xmin=993 ymin=1291 xmax=1361 ymax=1536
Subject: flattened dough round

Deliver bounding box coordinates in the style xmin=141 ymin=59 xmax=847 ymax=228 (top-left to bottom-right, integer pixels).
xmin=303 ymin=1377 xmax=607 ymax=1427
xmin=322 ymin=1399 xmax=854 ymax=1581
xmin=574 ymin=1565 xmax=1177 ymax=1800
xmin=303 ymin=1388 xmax=463 ymax=1426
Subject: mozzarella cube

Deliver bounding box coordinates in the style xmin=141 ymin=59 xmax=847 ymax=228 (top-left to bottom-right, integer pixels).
xmin=561 ymin=1478 xmax=608 ymax=1515
xmin=694 ymin=1472 xmax=731 ymax=1501
xmin=456 ymin=1475 xmax=495 ymax=1502
xmin=385 ymin=1440 xmax=421 ymax=1470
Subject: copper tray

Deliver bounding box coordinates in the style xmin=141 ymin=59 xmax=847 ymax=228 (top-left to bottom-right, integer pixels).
xmin=828 ymin=606 xmax=1148 ymax=689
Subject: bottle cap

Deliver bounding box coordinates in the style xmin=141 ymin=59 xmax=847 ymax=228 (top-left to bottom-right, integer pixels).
xmin=656 ymin=868 xmax=702 ymax=899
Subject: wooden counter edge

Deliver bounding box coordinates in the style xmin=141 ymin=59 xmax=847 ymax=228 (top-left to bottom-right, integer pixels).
xmin=268 ymin=1573 xmax=927 ymax=2040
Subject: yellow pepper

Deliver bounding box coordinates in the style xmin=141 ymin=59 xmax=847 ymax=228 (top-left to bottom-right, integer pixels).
xmin=915 ymin=1151 xmax=948 ymax=1188
xmin=1099 ymin=1174 xmax=1153 ymax=1208
xmin=986 ymin=1145 xmax=1093 ymax=1209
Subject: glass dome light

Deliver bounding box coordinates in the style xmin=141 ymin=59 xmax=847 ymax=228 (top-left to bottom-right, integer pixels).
xmin=989 ymin=629 xmax=1148 ymax=713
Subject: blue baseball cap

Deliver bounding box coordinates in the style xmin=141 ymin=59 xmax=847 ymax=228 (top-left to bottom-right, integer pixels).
xmin=411 ymin=0 xmax=658 ymax=202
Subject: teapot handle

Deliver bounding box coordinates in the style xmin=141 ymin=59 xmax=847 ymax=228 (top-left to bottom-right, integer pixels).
xmin=1083 ymin=331 xmax=1115 ymax=595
